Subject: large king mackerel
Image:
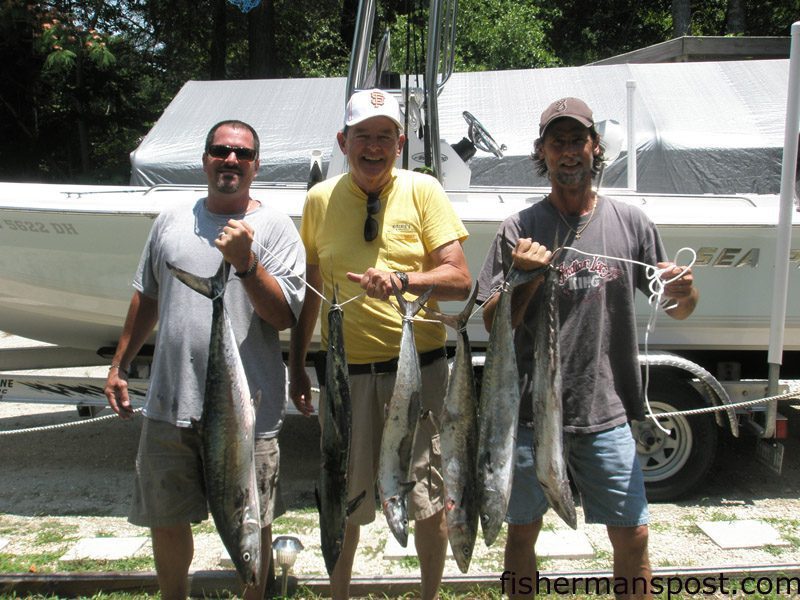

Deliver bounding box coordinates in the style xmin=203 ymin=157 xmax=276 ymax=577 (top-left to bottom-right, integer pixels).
xmin=317 ymin=286 xmax=364 ymax=575
xmin=167 ymin=260 xmax=262 ymax=587
xmin=533 ymin=267 xmax=577 ymax=529
xmin=378 ymin=284 xmax=434 ymax=547
xmin=426 ymin=284 xmax=480 ymax=573
xmin=477 ymin=265 xmax=545 ymax=546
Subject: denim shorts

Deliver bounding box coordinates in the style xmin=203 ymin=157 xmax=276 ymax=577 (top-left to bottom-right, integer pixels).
xmin=506 ymin=422 xmax=649 ymax=527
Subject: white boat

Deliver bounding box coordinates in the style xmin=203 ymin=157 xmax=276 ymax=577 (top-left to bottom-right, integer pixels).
xmin=1 ymin=0 xmax=798 ymax=500
xmin=1 ymin=182 xmax=795 ymax=357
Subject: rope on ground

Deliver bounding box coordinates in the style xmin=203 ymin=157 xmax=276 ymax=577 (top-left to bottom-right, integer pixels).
xmin=0 ymin=408 xmax=143 ymax=436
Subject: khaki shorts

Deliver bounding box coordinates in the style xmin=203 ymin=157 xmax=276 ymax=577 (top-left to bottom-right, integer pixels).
xmin=129 ymin=417 xmax=280 ymax=528
xmin=320 ymin=356 xmax=448 ymax=525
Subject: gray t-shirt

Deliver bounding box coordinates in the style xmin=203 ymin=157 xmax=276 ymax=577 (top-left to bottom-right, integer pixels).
xmin=134 ymin=198 xmax=306 ymax=438
xmin=477 ymin=195 xmax=666 ymax=434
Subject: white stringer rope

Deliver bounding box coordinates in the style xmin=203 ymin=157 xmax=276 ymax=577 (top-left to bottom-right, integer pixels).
xmin=0 ymin=408 xmax=144 ymax=437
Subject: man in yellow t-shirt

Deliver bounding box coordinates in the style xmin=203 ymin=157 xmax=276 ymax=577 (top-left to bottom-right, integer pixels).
xmin=289 ymin=88 xmax=471 ymax=600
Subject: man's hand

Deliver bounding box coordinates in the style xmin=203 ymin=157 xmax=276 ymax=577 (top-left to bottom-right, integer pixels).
xmin=289 ymin=368 xmax=315 ymax=417
xmin=658 ymin=261 xmax=698 ymax=320
xmin=346 ymin=268 xmax=399 ymax=301
xmin=659 ymin=262 xmax=694 ymax=301
xmin=215 ymin=219 xmax=254 ymax=273
xmin=512 ymin=238 xmax=551 ymax=271
xmin=104 ymin=367 xmax=135 ymax=420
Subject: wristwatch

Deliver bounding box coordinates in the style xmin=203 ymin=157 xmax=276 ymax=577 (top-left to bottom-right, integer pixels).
xmin=394 ymin=271 xmax=409 ymax=293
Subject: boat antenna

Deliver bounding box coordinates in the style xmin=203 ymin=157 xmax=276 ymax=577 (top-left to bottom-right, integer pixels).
xmin=403 ymin=0 xmax=412 ymax=169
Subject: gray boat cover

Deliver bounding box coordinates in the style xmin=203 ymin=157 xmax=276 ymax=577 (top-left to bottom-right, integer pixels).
xmin=130 ymin=59 xmax=789 ymax=195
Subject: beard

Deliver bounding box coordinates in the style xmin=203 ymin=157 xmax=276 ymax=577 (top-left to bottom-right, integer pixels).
xmin=553 ymin=166 xmax=592 ymax=186
xmin=214 ymin=171 xmax=242 ymax=194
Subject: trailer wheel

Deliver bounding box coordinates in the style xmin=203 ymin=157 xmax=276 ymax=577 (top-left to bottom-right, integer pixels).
xmin=634 ymin=377 xmax=718 ymax=502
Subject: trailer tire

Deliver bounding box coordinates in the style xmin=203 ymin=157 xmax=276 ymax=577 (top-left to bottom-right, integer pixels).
xmin=635 ymin=377 xmax=718 ymax=502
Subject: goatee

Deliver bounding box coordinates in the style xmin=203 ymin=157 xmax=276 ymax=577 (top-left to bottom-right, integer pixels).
xmin=215 ymin=174 xmax=241 ymax=194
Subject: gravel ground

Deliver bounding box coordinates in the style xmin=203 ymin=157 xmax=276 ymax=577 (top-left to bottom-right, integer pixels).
xmin=2 ymin=338 xmax=800 ymax=592
xmin=1 ymin=396 xmax=800 ymax=582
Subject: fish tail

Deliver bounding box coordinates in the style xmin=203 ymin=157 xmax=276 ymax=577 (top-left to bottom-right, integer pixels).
xmin=166 ymin=260 xmax=229 ymax=299
xmin=425 ymin=282 xmax=478 ymax=332
xmin=331 ymin=282 xmax=339 ymax=306
xmin=456 ymin=283 xmax=479 ymax=328
xmin=393 ymin=284 xmax=435 ymax=320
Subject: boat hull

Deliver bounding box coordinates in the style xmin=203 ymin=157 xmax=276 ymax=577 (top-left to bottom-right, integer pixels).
xmin=0 ymin=182 xmax=798 ymax=355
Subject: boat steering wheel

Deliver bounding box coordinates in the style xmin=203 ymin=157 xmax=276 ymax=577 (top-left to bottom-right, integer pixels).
xmin=463 ymin=111 xmax=506 ymax=158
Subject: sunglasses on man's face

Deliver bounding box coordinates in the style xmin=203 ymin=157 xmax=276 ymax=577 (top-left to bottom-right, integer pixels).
xmin=364 ymin=193 xmax=381 ymax=242
xmin=207 ymin=144 xmax=257 ymax=162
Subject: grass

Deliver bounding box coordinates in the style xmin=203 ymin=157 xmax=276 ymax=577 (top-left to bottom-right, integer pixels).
xmin=707 ymin=509 xmax=733 ymax=522
xmin=59 ymin=556 xmax=155 ymax=571
xmin=1 ymin=575 xmax=800 ymax=600
xmin=0 ymin=595 xmax=155 ymax=600
xmin=30 ymin=520 xmax=79 ymax=546
xmin=190 ymin=520 xmax=217 ymax=535
xmin=0 ymin=551 xmax=63 ymax=572
xmin=762 ymin=544 xmax=786 ymax=557
xmin=784 ymin=534 xmax=800 ymax=549
xmin=273 ymin=507 xmax=320 ymax=535
xmin=396 ymin=555 xmax=420 ymax=570
xmin=0 ymin=552 xmax=154 ymax=574
xmin=647 ymin=521 xmax=670 ymax=533
xmin=3 ymin=507 xmax=800 ymax=599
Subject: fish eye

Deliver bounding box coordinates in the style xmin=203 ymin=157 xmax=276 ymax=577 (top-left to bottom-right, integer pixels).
xmin=243 ymin=552 xmax=251 ymax=562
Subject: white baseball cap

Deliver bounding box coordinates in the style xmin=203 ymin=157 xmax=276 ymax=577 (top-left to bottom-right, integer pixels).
xmin=344 ymin=89 xmax=404 ymax=132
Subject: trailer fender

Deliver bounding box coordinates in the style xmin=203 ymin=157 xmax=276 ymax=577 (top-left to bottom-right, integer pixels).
xmin=639 ymin=352 xmax=739 ymax=438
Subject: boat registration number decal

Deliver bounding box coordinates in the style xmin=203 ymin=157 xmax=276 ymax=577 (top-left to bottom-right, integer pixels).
xmin=0 ymin=219 xmax=78 ymax=235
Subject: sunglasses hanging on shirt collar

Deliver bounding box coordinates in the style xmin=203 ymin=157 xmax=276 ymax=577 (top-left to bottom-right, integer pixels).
xmin=364 ymin=192 xmax=381 ymax=242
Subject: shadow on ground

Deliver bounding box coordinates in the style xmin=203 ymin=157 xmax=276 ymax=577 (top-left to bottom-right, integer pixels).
xmin=0 ymin=406 xmax=321 ymax=517
xmin=1 ymin=402 xmax=797 ymax=517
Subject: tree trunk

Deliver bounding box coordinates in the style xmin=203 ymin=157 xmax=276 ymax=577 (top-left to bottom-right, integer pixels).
xmin=210 ymin=0 xmax=227 ymax=79
xmin=248 ymin=0 xmax=275 ymax=78
xmin=726 ymin=0 xmax=745 ymax=34
xmin=672 ymin=0 xmax=691 ymax=37
xmin=73 ymin=53 xmax=90 ymax=176
xmin=341 ymin=0 xmax=358 ymax=48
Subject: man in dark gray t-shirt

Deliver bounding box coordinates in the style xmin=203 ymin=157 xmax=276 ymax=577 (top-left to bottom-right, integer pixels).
xmin=478 ymin=98 xmax=698 ymax=600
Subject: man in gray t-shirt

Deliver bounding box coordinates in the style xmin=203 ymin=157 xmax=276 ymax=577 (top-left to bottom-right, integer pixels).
xmin=104 ymin=120 xmax=305 ymax=600
xmin=478 ymin=98 xmax=698 ymax=600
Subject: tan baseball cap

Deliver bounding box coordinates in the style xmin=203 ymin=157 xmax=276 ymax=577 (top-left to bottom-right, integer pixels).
xmin=344 ymin=89 xmax=404 ymax=132
xmin=539 ymin=97 xmax=594 ymax=136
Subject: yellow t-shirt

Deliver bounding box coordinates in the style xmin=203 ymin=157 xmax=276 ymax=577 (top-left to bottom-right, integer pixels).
xmin=301 ymin=169 xmax=469 ymax=363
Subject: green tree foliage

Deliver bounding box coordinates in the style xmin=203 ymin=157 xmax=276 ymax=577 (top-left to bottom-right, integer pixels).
xmin=0 ymin=0 xmax=794 ymax=183
xmin=0 ymin=0 xmax=175 ymax=182
xmin=454 ymin=0 xmax=559 ymax=71
xmin=539 ymin=0 xmax=673 ymax=65
xmin=541 ymin=0 xmax=798 ymax=65
xmin=687 ymin=0 xmax=799 ymax=37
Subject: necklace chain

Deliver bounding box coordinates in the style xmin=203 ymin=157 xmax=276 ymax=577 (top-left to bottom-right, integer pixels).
xmin=551 ymin=195 xmax=598 ymax=240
